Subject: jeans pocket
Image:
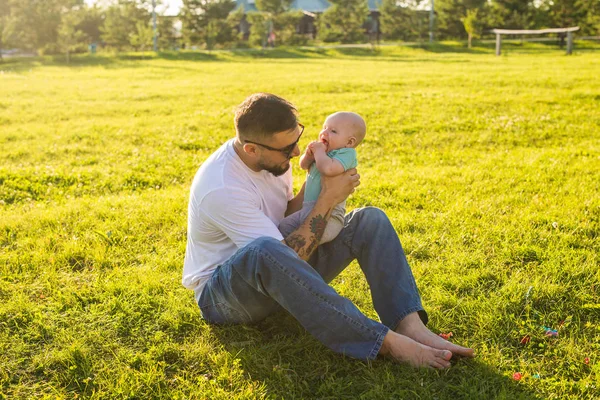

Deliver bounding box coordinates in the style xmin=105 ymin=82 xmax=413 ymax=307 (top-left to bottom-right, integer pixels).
xmin=200 ymin=302 xmax=247 ymax=325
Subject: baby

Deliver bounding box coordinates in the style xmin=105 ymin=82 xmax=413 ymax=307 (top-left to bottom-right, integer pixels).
xmin=279 ymin=111 xmax=366 ymax=244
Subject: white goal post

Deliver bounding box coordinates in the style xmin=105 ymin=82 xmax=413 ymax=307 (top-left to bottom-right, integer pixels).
xmin=492 ymin=26 xmax=580 ymax=56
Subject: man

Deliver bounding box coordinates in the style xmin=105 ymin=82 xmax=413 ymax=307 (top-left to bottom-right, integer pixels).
xmin=183 ymin=93 xmax=474 ymax=368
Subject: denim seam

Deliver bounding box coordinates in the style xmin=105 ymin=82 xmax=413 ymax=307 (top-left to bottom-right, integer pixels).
xmin=251 ymin=244 xmax=383 ymax=341
xmin=342 ymin=213 xmax=358 ymax=258
xmin=200 ymin=290 xmax=251 ymax=322
xmin=368 ymin=326 xmax=389 ymax=360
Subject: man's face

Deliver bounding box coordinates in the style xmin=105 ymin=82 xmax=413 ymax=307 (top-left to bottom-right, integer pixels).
xmin=259 ymin=160 xmax=290 ymax=177
xmin=255 ymin=125 xmax=303 ymax=176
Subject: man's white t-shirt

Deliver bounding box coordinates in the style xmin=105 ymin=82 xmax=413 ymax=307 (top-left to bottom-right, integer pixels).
xmin=182 ymin=139 xmax=294 ymax=303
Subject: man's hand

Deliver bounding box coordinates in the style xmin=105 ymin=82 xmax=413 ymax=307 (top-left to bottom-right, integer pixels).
xmin=320 ymin=168 xmax=360 ymax=205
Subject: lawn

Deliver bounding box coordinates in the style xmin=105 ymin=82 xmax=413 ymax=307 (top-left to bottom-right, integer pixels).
xmin=1 ymin=42 xmax=599 ymax=399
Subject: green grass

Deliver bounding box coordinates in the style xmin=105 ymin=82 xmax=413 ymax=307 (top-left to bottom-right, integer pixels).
xmin=1 ymin=42 xmax=599 ymax=399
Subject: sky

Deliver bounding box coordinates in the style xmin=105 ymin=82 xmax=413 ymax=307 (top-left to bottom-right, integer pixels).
xmin=84 ymin=0 xmax=183 ymax=16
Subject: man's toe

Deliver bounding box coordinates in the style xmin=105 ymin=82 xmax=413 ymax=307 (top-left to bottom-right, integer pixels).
xmin=437 ymin=349 xmax=452 ymax=360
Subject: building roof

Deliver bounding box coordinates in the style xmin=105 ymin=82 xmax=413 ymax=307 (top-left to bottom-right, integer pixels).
xmin=235 ymin=0 xmax=258 ymax=13
xmin=367 ymin=0 xmax=382 ymax=11
xmin=290 ymin=0 xmax=331 ymax=13
xmin=235 ymin=0 xmax=382 ymax=13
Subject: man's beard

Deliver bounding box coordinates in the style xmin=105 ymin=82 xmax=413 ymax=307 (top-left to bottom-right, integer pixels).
xmin=258 ymin=159 xmax=290 ymax=177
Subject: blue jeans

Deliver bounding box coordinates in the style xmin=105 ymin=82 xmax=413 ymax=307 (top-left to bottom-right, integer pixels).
xmin=198 ymin=207 xmax=428 ymax=360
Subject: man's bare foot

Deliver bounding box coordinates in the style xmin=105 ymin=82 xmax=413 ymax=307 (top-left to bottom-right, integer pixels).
xmin=395 ymin=313 xmax=475 ymax=358
xmin=379 ymin=331 xmax=453 ymax=369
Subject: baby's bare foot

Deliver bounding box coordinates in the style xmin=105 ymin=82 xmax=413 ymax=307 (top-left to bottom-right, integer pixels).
xmin=379 ymin=331 xmax=453 ymax=369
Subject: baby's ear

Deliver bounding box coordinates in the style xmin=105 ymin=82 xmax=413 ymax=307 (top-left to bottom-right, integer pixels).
xmin=347 ymin=137 xmax=357 ymax=147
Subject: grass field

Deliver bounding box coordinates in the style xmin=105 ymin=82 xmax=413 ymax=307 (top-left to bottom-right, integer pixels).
xmin=1 ymin=41 xmax=599 ymax=399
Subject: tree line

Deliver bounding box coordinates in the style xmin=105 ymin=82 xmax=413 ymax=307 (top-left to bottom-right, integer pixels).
xmin=0 ymin=0 xmax=598 ymax=58
xmin=428 ymin=0 xmax=599 ymax=47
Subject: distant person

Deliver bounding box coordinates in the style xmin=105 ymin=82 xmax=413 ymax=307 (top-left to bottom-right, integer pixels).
xmin=182 ymin=93 xmax=474 ymax=368
xmin=267 ymin=31 xmax=276 ymax=48
xmin=279 ymin=112 xmax=365 ymax=244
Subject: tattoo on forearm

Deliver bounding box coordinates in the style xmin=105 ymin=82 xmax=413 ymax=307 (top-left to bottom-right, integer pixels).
xmin=305 ymin=237 xmax=318 ymax=256
xmin=285 ymin=214 xmax=328 ymax=259
xmin=305 ymin=214 xmax=327 ymax=256
xmin=285 ymin=234 xmax=307 ymax=256
xmin=310 ymin=215 xmax=327 ymax=238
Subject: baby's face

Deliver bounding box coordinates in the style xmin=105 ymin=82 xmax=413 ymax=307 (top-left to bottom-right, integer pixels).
xmin=318 ymin=114 xmax=358 ymax=152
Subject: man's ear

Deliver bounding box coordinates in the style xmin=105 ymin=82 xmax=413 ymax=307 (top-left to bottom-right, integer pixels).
xmin=346 ymin=137 xmax=357 ymax=147
xmin=243 ymin=143 xmax=260 ymax=157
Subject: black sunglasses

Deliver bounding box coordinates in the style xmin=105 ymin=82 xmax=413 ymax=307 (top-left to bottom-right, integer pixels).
xmin=244 ymin=123 xmax=304 ymax=158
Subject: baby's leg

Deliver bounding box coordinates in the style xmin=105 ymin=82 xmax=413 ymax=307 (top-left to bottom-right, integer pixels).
xmin=320 ymin=202 xmax=346 ymax=244
xmin=278 ymin=202 xmax=316 ymax=237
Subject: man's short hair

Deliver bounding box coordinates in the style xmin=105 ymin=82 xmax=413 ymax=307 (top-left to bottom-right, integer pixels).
xmin=234 ymin=93 xmax=298 ymax=141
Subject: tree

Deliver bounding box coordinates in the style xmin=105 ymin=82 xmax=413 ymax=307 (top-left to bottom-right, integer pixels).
xmin=226 ymin=6 xmax=246 ymax=44
xmin=541 ymin=0 xmax=595 ymax=32
xmin=488 ymin=0 xmax=537 ymax=30
xmin=202 ymin=0 xmax=236 ymax=48
xmin=181 ymin=0 xmax=202 ymax=46
xmin=130 ymin=20 xmax=153 ymax=50
xmin=318 ymin=0 xmax=369 ymax=43
xmin=101 ymin=1 xmax=151 ymax=50
xmin=76 ymin=5 xmax=104 ymax=44
xmin=58 ymin=9 xmax=87 ymax=62
xmin=435 ymin=0 xmax=487 ymax=39
xmin=181 ymin=0 xmax=236 ymax=49
xmin=581 ymin=0 xmax=600 ymax=36
xmin=252 ymin=0 xmax=304 ymax=46
xmin=251 ymin=0 xmax=303 ymax=46
xmin=247 ymin=11 xmax=269 ymax=47
xmin=157 ymin=16 xmax=179 ymax=50
xmin=0 ymin=0 xmax=10 ymax=61
xmin=380 ymin=0 xmax=424 ymax=41
xmin=255 ymin=0 xmax=292 ymax=14
xmin=272 ymin=10 xmax=304 ymax=45
xmin=2 ymin=0 xmax=84 ymax=54
xmin=460 ymin=8 xmax=481 ymax=48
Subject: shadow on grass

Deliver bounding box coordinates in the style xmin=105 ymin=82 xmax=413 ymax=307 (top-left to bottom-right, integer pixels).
xmin=0 ymin=44 xmax=458 ymax=72
xmin=0 ymin=49 xmax=318 ymax=73
xmin=0 ymin=54 xmax=126 ymax=73
xmin=205 ymin=313 xmax=542 ymax=399
xmin=495 ymin=41 xmax=600 ymax=54
xmin=0 ymin=51 xmax=221 ymax=73
xmin=2 ymin=40 xmax=596 ymax=73
xmin=416 ymin=42 xmax=490 ymax=55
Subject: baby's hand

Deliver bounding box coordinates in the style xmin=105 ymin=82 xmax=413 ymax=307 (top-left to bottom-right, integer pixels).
xmin=309 ymin=141 xmax=327 ymax=153
xmin=306 ymin=141 xmax=318 ymax=152
xmin=300 ymin=142 xmax=317 ymax=170
xmin=304 ymin=144 xmax=314 ymax=158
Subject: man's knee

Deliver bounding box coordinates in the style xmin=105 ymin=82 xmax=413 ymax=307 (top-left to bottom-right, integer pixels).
xmin=358 ymin=206 xmax=388 ymax=221
xmin=249 ymin=236 xmax=284 ymax=248
xmin=353 ymin=207 xmax=390 ymax=227
xmin=349 ymin=207 xmax=395 ymax=239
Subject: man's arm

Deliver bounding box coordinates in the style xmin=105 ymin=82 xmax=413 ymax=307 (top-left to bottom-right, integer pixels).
xmin=285 ymin=182 xmax=305 ymax=217
xmin=283 ymin=169 xmax=359 ymax=260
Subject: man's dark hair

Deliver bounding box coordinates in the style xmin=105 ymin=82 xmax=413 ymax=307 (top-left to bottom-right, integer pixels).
xmin=234 ymin=93 xmax=298 ymax=141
